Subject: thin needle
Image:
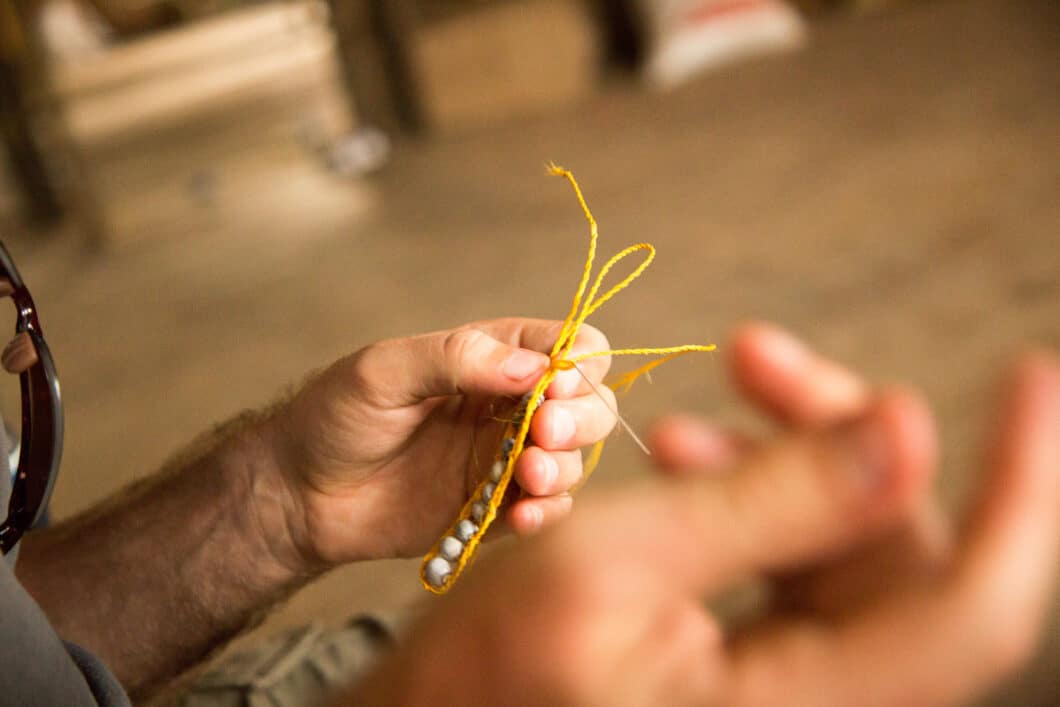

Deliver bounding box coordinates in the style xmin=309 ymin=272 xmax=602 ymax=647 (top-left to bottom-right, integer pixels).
xmin=569 ymin=361 xmax=652 ymax=457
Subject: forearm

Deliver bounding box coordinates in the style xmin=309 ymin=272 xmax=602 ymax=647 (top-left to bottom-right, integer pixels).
xmin=14 ymin=409 xmax=322 ymax=701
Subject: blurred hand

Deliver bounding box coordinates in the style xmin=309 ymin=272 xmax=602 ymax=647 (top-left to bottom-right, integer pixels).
xmin=340 ymin=324 xmax=1060 ymax=707
xmin=265 ymin=318 xmax=616 ymax=566
xmin=643 ymin=324 xmax=1060 ymax=704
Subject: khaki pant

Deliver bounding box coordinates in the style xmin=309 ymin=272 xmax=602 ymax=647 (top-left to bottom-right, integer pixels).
xmin=178 ymin=615 xmax=397 ymax=707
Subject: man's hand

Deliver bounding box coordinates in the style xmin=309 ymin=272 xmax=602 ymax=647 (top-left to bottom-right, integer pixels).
xmin=342 ymin=326 xmax=1060 ymax=707
xmin=264 ymin=318 xmax=617 ymax=567
xmin=16 ymin=317 xmax=616 ymax=698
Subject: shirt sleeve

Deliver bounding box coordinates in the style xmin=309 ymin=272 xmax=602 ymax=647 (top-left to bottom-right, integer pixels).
xmin=0 ymin=557 xmax=130 ymax=706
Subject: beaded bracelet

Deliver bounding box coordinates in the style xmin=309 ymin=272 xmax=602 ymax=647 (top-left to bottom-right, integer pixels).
xmin=420 ymin=164 xmax=715 ymax=594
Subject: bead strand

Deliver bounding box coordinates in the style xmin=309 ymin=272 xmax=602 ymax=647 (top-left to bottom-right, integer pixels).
xmin=421 ymin=392 xmax=544 ymax=591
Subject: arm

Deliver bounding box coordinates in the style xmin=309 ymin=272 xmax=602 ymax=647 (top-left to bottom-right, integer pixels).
xmin=15 ymin=409 xmax=311 ymax=701
xmin=14 ymin=318 xmax=618 ymax=701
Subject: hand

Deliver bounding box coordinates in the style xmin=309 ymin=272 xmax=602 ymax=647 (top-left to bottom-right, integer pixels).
xmin=341 ymin=325 xmax=1060 ymax=707
xmin=650 ymin=323 xmax=951 ymax=619
xmin=264 ymin=318 xmax=617 ymax=567
xmin=641 ymin=325 xmax=1060 ymax=704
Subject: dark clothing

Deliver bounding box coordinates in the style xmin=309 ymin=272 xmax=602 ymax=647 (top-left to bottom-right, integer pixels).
xmin=0 ymin=560 xmax=129 ymax=706
xmin=1 ymin=428 xmax=130 ymax=706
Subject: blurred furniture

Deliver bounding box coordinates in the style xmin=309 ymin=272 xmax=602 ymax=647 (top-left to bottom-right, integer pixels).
xmin=0 ymin=0 xmax=64 ymax=225
xmin=329 ymin=0 xmax=602 ymax=135
xmin=50 ymin=1 xmax=351 ymax=146
xmin=83 ymin=0 xmax=181 ymax=36
xmin=42 ymin=0 xmax=359 ymax=248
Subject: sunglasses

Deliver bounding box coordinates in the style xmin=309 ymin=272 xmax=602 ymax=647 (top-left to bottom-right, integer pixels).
xmin=0 ymin=243 xmax=63 ymax=554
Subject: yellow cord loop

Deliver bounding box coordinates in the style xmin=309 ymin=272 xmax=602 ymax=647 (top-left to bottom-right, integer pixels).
xmin=419 ymin=164 xmax=715 ymax=594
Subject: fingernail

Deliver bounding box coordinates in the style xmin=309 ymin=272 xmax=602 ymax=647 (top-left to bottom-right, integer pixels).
xmin=540 ymin=454 xmax=559 ymax=488
xmin=549 ymin=407 xmax=576 ymax=446
xmin=840 ymin=410 xmax=893 ymax=492
xmin=503 ymin=349 xmax=547 ymax=381
xmin=525 ymin=504 xmax=544 ymax=532
xmin=763 ymin=327 xmax=810 ymax=372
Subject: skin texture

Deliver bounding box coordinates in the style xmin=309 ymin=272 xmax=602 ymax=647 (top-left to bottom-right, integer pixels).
xmin=344 ymin=324 xmax=1060 ymax=707
xmin=13 ymin=317 xmax=616 ymax=700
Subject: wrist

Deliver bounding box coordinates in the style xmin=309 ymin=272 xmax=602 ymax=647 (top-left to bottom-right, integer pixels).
xmin=229 ymin=407 xmax=333 ymax=580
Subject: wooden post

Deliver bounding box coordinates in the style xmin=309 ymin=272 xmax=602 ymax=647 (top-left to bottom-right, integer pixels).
xmin=0 ymin=0 xmax=64 ymax=225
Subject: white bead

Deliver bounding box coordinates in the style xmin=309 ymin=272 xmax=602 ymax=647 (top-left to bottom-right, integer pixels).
xmin=439 ymin=536 xmax=463 ymax=561
xmin=456 ymin=519 xmax=478 ymax=542
xmin=425 ymin=556 xmax=452 ymax=587
xmin=471 ymin=502 xmax=486 ymax=522
xmin=483 ymin=482 xmax=496 ymax=501
xmin=490 ymin=460 xmax=504 ymax=482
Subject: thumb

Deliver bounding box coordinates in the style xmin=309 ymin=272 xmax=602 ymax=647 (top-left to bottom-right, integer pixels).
xmin=349 ymin=327 xmax=551 ymax=407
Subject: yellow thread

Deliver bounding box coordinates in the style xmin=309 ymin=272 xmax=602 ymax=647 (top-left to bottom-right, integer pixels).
xmin=579 ymin=439 xmax=606 ymax=489
xmin=569 ymin=345 xmax=717 ymax=364
xmin=420 ymin=165 xmax=716 ymax=594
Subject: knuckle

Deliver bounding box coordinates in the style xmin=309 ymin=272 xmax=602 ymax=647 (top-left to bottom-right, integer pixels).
xmin=442 ymin=328 xmax=487 ymax=371
xmin=340 ymin=342 xmax=391 ymax=405
xmin=577 ymin=323 xmax=610 ymax=353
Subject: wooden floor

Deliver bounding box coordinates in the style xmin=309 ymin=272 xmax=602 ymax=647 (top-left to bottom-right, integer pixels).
xmin=3 ymin=0 xmax=1059 ymax=703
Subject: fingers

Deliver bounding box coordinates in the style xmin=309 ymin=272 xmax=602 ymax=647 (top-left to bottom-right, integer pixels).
xmin=514 ymin=447 xmax=583 ymax=496
xmin=350 ymin=326 xmax=550 ymax=407
xmin=954 ymin=352 xmax=1060 ymax=657
xmin=647 ymin=415 xmax=748 ymax=475
xmin=729 ymin=322 xmax=869 ymax=426
xmin=646 ymin=322 xmax=869 ymax=475
xmin=657 ymin=389 xmax=936 ymax=595
xmin=815 ymin=359 xmax=1060 ymax=701
xmin=729 ymin=353 xmax=1060 ymax=707
xmin=530 ymin=388 xmax=619 ymax=451
xmin=2 ymin=331 xmax=38 ymax=374
xmin=547 ymin=324 xmax=611 ymax=399
xmin=461 ymin=318 xmax=612 ymax=398
xmin=506 ymin=494 xmax=573 ymax=535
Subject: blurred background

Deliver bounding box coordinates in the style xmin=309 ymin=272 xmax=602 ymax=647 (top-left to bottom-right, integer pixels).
xmin=1 ymin=0 xmax=1058 ymax=703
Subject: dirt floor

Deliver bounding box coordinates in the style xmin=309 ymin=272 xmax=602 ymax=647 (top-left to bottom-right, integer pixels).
xmin=2 ymin=0 xmax=1059 ymax=703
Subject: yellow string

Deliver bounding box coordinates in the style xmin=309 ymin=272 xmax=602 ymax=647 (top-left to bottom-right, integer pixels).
xmin=419 ymin=164 xmax=715 ymax=594
xmin=547 ymin=162 xmax=598 ymax=360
